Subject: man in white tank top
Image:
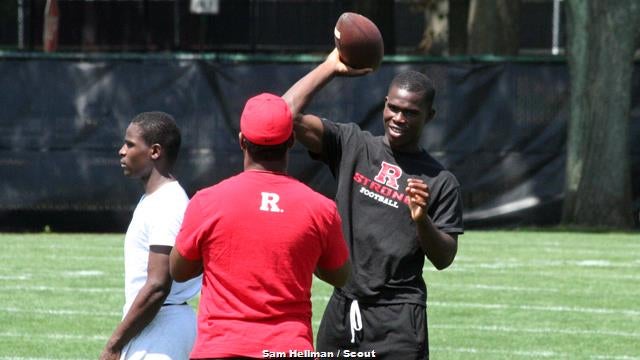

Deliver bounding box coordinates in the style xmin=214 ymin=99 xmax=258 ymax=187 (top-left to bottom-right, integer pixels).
xmin=100 ymin=112 xmax=201 ymax=360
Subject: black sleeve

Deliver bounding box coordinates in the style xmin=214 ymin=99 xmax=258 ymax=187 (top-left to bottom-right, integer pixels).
xmin=311 ymin=119 xmax=361 ymax=177
xmin=430 ymin=172 xmax=464 ymax=234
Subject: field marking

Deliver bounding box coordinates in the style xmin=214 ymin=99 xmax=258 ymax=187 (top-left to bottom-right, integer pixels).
xmin=61 ymin=270 xmax=105 ymax=277
xmin=423 ymin=281 xmax=640 ymax=297
xmin=1 ymin=307 xmax=120 ymax=317
xmin=433 ymin=347 xmax=640 ymax=359
xmin=426 ymin=283 xmax=559 ymax=293
xmin=429 ymin=301 xmax=640 ymax=317
xmin=466 ymin=239 xmax=640 ymax=250
xmin=0 ymin=285 xmax=119 ymax=293
xmin=488 ymin=270 xmax=640 ymax=282
xmin=432 ymin=324 xmax=640 ymax=338
xmin=0 ymin=331 xmax=106 ymax=341
xmin=0 ymin=255 xmax=121 ymax=262
xmin=0 ymin=275 xmax=32 ymax=280
xmin=444 ymin=259 xmax=640 ymax=269
xmin=433 ymin=346 xmax=560 ymax=358
xmin=0 ymin=358 xmax=87 ymax=360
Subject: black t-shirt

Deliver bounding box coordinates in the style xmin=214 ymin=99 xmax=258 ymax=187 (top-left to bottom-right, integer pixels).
xmin=315 ymin=120 xmax=464 ymax=305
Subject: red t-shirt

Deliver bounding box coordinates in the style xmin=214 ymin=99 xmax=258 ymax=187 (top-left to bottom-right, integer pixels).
xmin=175 ymin=170 xmax=349 ymax=358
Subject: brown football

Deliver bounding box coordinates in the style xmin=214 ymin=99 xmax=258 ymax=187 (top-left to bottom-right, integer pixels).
xmin=334 ymin=12 xmax=384 ymax=70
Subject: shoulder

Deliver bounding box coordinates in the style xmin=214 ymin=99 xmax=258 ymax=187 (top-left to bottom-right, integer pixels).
xmin=322 ymin=119 xmax=369 ymax=138
xmin=433 ymin=167 xmax=460 ymax=187
xmin=192 ymin=174 xmax=240 ymax=199
xmin=323 ymin=119 xmax=380 ymax=147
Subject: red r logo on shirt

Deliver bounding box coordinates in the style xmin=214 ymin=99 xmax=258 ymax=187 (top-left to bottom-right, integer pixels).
xmin=374 ymin=161 xmax=403 ymax=190
xmin=260 ymin=192 xmax=283 ymax=213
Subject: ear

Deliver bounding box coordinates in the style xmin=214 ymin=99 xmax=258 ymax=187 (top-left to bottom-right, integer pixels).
xmin=424 ymin=108 xmax=436 ymax=125
xmin=285 ymin=134 xmax=295 ymax=149
xmin=239 ymin=132 xmax=247 ymax=150
xmin=150 ymin=144 xmax=162 ymax=160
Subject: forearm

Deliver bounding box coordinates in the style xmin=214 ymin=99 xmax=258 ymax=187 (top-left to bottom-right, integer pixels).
xmin=104 ymin=282 xmax=170 ymax=353
xmin=283 ymin=59 xmax=335 ymax=116
xmin=415 ymin=216 xmax=458 ymax=270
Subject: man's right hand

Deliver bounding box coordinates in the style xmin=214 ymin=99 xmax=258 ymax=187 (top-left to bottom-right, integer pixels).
xmin=328 ymin=48 xmax=374 ymax=77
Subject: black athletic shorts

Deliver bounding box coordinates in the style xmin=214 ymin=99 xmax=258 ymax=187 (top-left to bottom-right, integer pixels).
xmin=316 ymin=292 xmax=428 ymax=360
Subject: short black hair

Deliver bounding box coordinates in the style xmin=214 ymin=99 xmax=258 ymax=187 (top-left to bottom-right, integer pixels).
xmin=243 ymin=138 xmax=289 ymax=162
xmin=389 ymin=70 xmax=436 ymax=109
xmin=130 ymin=111 xmax=181 ymax=166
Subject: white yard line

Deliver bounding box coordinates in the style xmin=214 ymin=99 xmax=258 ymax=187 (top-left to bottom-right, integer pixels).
xmin=426 ymin=283 xmax=559 ymax=293
xmin=432 ymin=324 xmax=640 ymax=338
xmin=0 ymin=307 xmax=119 ymax=317
xmin=0 ymin=275 xmax=32 ymax=280
xmin=0 ymin=255 xmax=121 ymax=262
xmin=442 ymin=260 xmax=640 ymax=269
xmin=432 ymin=346 xmax=561 ymax=358
xmin=0 ymin=358 xmax=88 ymax=360
xmin=0 ymin=331 xmax=106 ymax=341
xmin=429 ymin=301 xmax=640 ymax=317
xmin=0 ymin=285 xmax=119 ymax=293
xmin=434 ymin=347 xmax=640 ymax=360
xmin=424 ymin=282 xmax=640 ymax=297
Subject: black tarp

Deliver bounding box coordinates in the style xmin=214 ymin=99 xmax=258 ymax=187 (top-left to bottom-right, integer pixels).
xmin=1 ymin=54 xmax=638 ymax=231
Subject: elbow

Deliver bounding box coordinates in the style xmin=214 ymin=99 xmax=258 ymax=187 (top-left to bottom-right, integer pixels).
xmin=332 ymin=260 xmax=351 ymax=288
xmin=172 ymin=273 xmax=190 ymax=283
xmin=147 ymin=279 xmax=172 ymax=298
xmin=170 ymin=267 xmax=191 ymax=283
xmin=433 ymin=259 xmax=453 ymax=271
xmin=316 ymin=260 xmax=351 ymax=288
xmin=430 ymin=249 xmax=457 ymax=271
xmin=332 ymin=275 xmax=348 ymax=289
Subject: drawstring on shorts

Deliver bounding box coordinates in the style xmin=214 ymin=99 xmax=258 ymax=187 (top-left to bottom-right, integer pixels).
xmin=349 ymin=299 xmax=362 ymax=343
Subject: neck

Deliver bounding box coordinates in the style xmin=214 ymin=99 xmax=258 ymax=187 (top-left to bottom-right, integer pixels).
xmin=142 ymin=168 xmax=175 ymax=194
xmin=384 ymin=136 xmax=421 ymax=154
xmin=244 ymin=161 xmax=288 ymax=174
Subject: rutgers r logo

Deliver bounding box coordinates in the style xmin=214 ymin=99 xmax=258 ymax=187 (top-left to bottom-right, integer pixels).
xmin=260 ymin=192 xmax=284 ymax=213
xmin=373 ymin=161 xmax=403 ymax=190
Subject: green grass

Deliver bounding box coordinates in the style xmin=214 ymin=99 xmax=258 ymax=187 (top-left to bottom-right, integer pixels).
xmin=1 ymin=231 xmax=639 ymax=359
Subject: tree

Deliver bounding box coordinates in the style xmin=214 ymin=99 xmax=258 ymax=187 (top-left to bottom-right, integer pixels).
xmin=416 ymin=0 xmax=516 ymax=56
xmin=415 ymin=0 xmax=450 ymax=55
xmin=467 ymin=0 xmax=519 ymax=55
xmin=563 ymin=0 xmax=640 ymax=228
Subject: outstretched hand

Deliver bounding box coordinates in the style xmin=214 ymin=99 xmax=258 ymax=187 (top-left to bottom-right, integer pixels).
xmin=406 ymin=178 xmax=430 ymax=222
xmin=327 ymin=48 xmax=373 ymax=77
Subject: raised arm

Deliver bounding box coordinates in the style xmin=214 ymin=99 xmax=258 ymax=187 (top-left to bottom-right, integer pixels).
xmin=282 ymin=48 xmax=371 ymax=154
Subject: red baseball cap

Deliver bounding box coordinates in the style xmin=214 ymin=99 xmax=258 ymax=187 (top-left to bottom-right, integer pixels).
xmin=240 ymin=93 xmax=293 ymax=146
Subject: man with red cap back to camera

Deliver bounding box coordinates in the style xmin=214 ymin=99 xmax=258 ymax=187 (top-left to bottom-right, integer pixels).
xmin=169 ymin=93 xmax=351 ymax=359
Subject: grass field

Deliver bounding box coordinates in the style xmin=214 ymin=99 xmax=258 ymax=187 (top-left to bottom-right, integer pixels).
xmin=0 ymin=231 xmax=639 ymax=359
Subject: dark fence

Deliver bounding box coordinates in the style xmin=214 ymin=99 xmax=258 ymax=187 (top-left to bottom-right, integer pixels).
xmin=0 ymin=52 xmax=638 ymax=231
xmin=1 ymin=0 xmax=562 ymax=54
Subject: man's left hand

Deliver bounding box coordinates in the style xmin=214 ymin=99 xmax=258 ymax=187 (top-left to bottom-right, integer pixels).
xmin=406 ymin=178 xmax=430 ymax=222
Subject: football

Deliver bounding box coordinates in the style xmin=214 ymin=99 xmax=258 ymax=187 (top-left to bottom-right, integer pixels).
xmin=334 ymin=12 xmax=384 ymax=69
